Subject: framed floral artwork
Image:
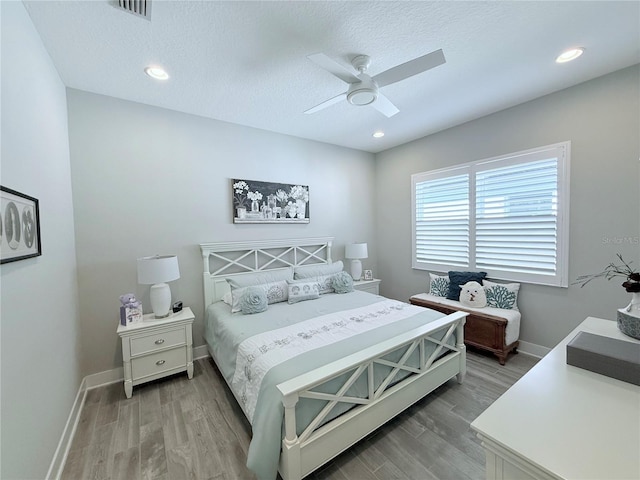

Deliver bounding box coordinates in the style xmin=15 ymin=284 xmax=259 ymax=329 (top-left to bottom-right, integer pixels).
xmin=1 ymin=186 xmax=42 ymax=264
xmin=232 ymin=179 xmax=310 ymax=224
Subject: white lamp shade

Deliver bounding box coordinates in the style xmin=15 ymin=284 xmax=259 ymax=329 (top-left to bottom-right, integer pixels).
xmin=345 ymin=243 xmax=368 ymax=259
xmin=137 ymin=255 xmax=180 ymax=318
xmin=137 ymin=255 xmax=180 ymax=284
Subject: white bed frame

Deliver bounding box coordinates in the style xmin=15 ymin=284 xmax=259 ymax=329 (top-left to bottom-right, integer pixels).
xmin=200 ymin=237 xmax=467 ymax=480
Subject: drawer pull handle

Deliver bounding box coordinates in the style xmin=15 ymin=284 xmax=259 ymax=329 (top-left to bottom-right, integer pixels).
xmin=155 ymin=339 xmax=165 ymax=345
xmin=156 ymin=360 xmax=165 ymax=366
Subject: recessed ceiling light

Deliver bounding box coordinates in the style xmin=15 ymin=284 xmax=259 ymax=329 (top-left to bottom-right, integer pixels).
xmin=144 ymin=66 xmax=169 ymax=80
xmin=372 ymin=131 xmax=385 ymax=138
xmin=555 ymin=47 xmax=585 ymax=64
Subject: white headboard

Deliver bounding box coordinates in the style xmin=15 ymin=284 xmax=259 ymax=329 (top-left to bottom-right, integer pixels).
xmin=199 ymin=237 xmax=334 ymax=307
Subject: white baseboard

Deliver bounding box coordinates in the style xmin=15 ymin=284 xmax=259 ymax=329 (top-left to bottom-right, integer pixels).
xmin=47 ymin=343 xmax=212 ymax=478
xmin=194 ymin=343 xmax=209 ymax=360
xmin=85 ymin=366 xmax=124 ymax=390
xmin=46 ymin=377 xmax=87 ymax=480
xmin=517 ymin=340 xmax=550 ymax=358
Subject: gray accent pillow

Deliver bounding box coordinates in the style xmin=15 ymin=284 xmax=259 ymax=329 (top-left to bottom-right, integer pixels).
xmin=229 ymin=281 xmax=288 ymax=313
xmin=239 ymin=287 xmax=268 ymax=315
xmin=227 ymin=268 xmax=293 ymax=313
xmin=447 ymin=271 xmax=487 ymax=300
xmin=332 ymin=271 xmax=354 ymax=294
xmin=294 ymin=261 xmax=344 ymax=294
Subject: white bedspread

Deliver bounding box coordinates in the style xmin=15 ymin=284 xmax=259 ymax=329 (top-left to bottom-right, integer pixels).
xmin=232 ymin=298 xmax=423 ymax=422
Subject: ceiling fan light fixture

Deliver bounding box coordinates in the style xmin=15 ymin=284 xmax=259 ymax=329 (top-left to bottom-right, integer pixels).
xmin=555 ymin=47 xmax=584 ymax=63
xmin=347 ymin=88 xmax=377 ymax=106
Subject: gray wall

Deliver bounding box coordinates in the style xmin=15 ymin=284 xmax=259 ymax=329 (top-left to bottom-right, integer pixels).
xmin=66 ymin=90 xmax=377 ymax=376
xmin=0 ymin=2 xmax=82 ymax=478
xmin=375 ymin=65 xmax=640 ymax=349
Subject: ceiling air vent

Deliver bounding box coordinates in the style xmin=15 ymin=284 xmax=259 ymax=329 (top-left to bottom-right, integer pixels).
xmin=113 ymin=0 xmax=151 ymax=20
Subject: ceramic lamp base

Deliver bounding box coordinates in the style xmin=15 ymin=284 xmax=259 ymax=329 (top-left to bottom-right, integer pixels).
xmin=350 ymin=259 xmax=363 ymax=281
xmin=150 ymin=282 xmax=172 ymax=318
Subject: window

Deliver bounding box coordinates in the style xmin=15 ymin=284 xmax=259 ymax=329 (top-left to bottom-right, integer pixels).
xmin=412 ymin=142 xmax=570 ymax=287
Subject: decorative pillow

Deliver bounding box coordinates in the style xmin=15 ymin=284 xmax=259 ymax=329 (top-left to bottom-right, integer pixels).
xmin=332 ymin=271 xmax=354 ymax=294
xmin=222 ymin=292 xmax=232 ymax=305
xmin=230 ymin=280 xmax=288 ymax=313
xmin=226 ymin=267 xmax=293 ymax=289
xmin=293 ymin=261 xmax=343 ymax=279
xmin=429 ymin=273 xmax=450 ymax=297
xmin=287 ymin=279 xmax=320 ymax=304
xmin=294 ymin=261 xmax=344 ymax=294
xmin=484 ymin=280 xmax=520 ymax=310
xmin=447 ymin=271 xmax=487 ymax=300
xmin=239 ymin=287 xmax=268 ymax=315
xmin=459 ymin=281 xmax=487 ymax=308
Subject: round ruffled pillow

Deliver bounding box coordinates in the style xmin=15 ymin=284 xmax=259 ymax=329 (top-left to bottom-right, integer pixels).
xmin=239 ymin=286 xmax=268 ymax=314
xmin=332 ymin=271 xmax=354 ymax=294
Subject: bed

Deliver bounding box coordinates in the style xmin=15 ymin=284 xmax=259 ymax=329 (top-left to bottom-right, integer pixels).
xmin=200 ymin=237 xmax=467 ymax=480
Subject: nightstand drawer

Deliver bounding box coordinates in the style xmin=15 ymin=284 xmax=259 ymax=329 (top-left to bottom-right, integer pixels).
xmin=130 ymin=327 xmax=186 ymax=356
xmin=131 ymin=346 xmax=187 ymax=380
xmin=353 ymin=279 xmax=381 ymax=295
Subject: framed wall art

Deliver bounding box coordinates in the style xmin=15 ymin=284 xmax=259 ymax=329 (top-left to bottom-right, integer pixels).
xmin=1 ymin=186 xmax=42 ymax=264
xmin=232 ymin=179 xmax=310 ymax=224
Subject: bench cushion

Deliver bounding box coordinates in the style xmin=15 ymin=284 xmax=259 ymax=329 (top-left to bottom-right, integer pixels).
xmin=411 ymin=293 xmax=521 ymax=345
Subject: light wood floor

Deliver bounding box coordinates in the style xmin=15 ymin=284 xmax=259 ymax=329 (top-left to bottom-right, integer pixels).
xmin=61 ymin=349 xmax=538 ymax=480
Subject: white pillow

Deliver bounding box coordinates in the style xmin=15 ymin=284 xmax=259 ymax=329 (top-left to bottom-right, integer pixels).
xmin=459 ymin=281 xmax=487 ymax=308
xmin=294 ymin=261 xmax=343 ymax=278
xmin=222 ymin=292 xmax=232 ymax=305
xmin=483 ymin=280 xmax=520 ymax=310
xmin=429 ymin=273 xmax=450 ymax=297
xmin=226 ymin=267 xmax=293 ymax=289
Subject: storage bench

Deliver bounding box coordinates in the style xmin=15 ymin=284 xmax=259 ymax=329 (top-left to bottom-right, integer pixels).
xmin=409 ymin=293 xmax=520 ymax=365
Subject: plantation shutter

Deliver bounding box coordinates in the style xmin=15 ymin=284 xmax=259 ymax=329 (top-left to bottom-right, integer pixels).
xmin=412 ymin=142 xmax=569 ymax=287
xmin=414 ymin=172 xmax=470 ymax=268
xmin=475 ymin=157 xmax=560 ymax=278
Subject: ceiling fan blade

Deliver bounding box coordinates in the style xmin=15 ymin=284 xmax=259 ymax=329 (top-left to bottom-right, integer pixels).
xmin=304 ymin=92 xmax=347 ymax=114
xmin=307 ymin=53 xmax=360 ymax=84
xmin=371 ymin=93 xmax=399 ymax=117
xmin=373 ymin=49 xmax=446 ymax=88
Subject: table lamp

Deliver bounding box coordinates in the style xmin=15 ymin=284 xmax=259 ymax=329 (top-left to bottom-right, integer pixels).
xmin=137 ymin=255 xmax=180 ymax=318
xmin=345 ymin=243 xmax=368 ymax=281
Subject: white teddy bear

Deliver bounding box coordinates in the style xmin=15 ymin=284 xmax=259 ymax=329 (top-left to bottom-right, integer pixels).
xmin=459 ymin=281 xmax=487 ymax=308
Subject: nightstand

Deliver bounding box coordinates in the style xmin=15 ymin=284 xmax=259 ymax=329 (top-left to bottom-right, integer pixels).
xmin=117 ymin=306 xmax=194 ymax=398
xmin=353 ymin=278 xmax=381 ymax=295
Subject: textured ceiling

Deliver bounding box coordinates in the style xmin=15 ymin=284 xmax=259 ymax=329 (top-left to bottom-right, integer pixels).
xmin=23 ymin=1 xmax=640 ymax=153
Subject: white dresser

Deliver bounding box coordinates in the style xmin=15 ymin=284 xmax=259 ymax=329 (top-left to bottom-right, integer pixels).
xmin=471 ymin=317 xmax=640 ymax=480
xmin=117 ymin=307 xmax=194 ymax=398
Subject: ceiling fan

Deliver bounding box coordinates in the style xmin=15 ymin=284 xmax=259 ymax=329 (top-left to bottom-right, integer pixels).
xmin=304 ymin=49 xmax=446 ymax=118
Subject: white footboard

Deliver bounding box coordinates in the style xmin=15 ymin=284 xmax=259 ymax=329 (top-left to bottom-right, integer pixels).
xmin=276 ymin=310 xmax=467 ymax=480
